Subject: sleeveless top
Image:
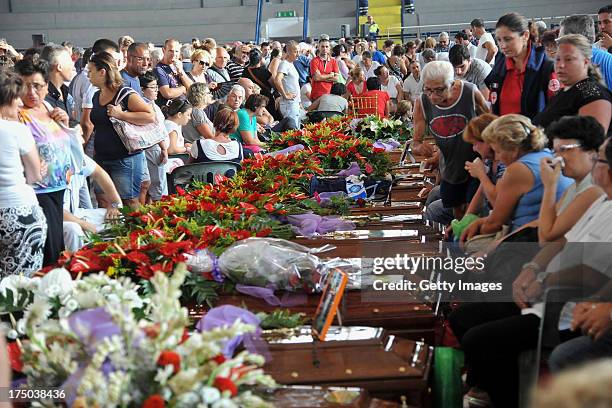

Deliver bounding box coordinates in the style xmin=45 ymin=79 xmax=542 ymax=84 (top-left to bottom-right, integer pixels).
xmin=512 ymin=149 xmax=573 ymax=230
xmin=91 ymin=86 xmax=137 ymax=161
xmin=420 ymin=81 xmax=478 ymax=184
xmin=193 ymin=139 xmax=243 ymax=164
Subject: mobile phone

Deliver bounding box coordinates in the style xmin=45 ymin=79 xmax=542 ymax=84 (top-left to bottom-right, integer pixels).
xmin=550 ymin=156 xmax=565 ymax=168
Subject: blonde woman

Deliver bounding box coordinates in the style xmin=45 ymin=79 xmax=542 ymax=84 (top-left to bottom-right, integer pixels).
xmin=186 ymin=49 xmax=213 ymax=84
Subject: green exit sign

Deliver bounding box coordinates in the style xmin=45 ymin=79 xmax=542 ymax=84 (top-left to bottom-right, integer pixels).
xmin=276 ymin=10 xmax=296 ymax=17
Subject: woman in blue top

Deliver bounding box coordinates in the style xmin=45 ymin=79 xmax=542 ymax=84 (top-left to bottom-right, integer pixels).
xmin=461 ymin=114 xmax=573 ymax=242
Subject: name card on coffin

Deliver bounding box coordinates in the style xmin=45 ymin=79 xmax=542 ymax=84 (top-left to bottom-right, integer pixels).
xmin=263 ymin=326 xmax=432 ymax=400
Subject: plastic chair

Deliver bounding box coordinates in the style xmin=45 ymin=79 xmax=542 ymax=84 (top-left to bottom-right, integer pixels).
xmin=167 ymin=161 xmax=241 ymax=194
xmin=168 ymin=153 xmax=191 ymax=163
xmin=350 ymin=94 xmax=379 ymax=118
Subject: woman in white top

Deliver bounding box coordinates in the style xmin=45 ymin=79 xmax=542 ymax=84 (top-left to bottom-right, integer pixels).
xmin=375 ymin=65 xmax=403 ymax=102
xmin=192 ymin=107 xmax=243 ymax=165
xmin=186 ymin=49 xmax=214 ymax=84
xmin=0 ymin=70 xmax=47 ymax=277
xmin=162 ymin=98 xmax=192 ymax=155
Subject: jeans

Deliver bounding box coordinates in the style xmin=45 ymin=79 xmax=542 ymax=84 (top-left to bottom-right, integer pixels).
xmin=97 ymin=152 xmax=146 ymax=200
xmin=549 ymin=332 xmax=612 ymax=373
xmin=279 ymin=99 xmax=302 ymax=129
xmin=424 ymin=185 xmax=454 ymax=225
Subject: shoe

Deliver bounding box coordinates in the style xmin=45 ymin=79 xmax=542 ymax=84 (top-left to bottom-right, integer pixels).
xmin=463 ymin=387 xmax=492 ymax=408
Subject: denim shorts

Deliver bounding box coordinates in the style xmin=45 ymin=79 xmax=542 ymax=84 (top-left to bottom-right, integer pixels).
xmin=97 ymin=152 xmax=146 ymax=200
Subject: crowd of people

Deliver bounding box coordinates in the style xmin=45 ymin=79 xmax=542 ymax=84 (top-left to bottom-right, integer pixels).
xmin=1 ymin=5 xmax=612 ymax=407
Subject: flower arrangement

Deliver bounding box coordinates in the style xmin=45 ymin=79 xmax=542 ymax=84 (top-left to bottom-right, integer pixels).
xmin=268 ymin=117 xmax=392 ymax=177
xmin=15 ymin=264 xmax=275 ymax=407
xmin=352 ymin=115 xmax=413 ymax=142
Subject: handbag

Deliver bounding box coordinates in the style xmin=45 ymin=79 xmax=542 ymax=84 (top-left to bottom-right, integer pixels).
xmin=109 ymin=87 xmax=167 ymax=154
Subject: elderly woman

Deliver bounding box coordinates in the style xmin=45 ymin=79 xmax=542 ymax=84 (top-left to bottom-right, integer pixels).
xmin=186 ymin=49 xmax=213 ymax=84
xmin=485 ymin=13 xmax=556 ymax=118
xmin=412 ymin=61 xmax=489 ymax=220
xmin=0 ymin=69 xmax=46 ymax=275
xmin=533 ymin=34 xmax=611 ymax=134
xmin=15 ymin=59 xmax=72 ymax=266
xmin=183 ymin=82 xmax=215 ymax=143
xmin=191 ymin=107 xmax=243 ymax=165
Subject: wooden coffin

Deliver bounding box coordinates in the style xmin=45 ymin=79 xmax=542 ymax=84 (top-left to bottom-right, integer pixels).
xmin=263 ymin=326 xmax=432 ymax=406
xmin=199 ymin=290 xmax=440 ymax=344
xmin=267 ymin=386 xmax=403 ymax=408
xmin=349 ymin=201 xmax=423 ymax=216
xmin=292 ymin=230 xmax=437 ymax=258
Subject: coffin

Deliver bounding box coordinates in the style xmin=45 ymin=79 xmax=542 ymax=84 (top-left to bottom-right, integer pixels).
xmin=194 ymin=289 xmax=440 ymax=344
xmin=263 ymin=326 xmax=432 ymax=406
xmin=268 ymin=386 xmax=403 ymax=407
xmin=349 ymin=201 xmax=423 ymax=216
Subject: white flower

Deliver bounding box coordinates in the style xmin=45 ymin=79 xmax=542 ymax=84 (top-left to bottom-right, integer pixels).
xmin=212 ymin=399 xmax=238 ymax=408
xmin=154 ymin=365 xmax=175 ymax=386
xmin=37 ymin=268 xmax=74 ymax=300
xmin=369 ymin=122 xmax=378 ymax=132
xmin=6 ymin=329 xmax=18 ymax=339
xmin=64 ymin=298 xmax=79 ymax=311
xmin=177 ymin=392 xmax=200 ymax=406
xmin=0 ymin=275 xmax=37 ymax=304
xmin=394 ymin=119 xmax=402 ymax=126
xmin=200 ymin=386 xmax=221 ymax=404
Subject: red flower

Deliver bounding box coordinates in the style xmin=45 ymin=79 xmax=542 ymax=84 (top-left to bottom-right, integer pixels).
xmin=135 ymin=264 xmax=154 ymax=280
xmin=7 ymin=342 xmax=23 ymax=372
xmin=213 ymin=354 xmax=227 ymax=365
xmin=143 ymin=323 xmax=160 ymax=339
xmin=126 ymin=251 xmax=150 ymax=265
xmin=179 ymin=328 xmax=190 ymax=344
xmin=365 ymin=163 xmax=373 ymax=174
xmin=142 ymin=394 xmax=165 ymax=408
xmin=157 ymin=350 xmax=181 ymax=374
xmin=373 ymin=147 xmax=386 ymax=153
xmin=158 ymin=241 xmax=193 ymax=257
xmin=214 ymin=377 xmax=238 ymax=396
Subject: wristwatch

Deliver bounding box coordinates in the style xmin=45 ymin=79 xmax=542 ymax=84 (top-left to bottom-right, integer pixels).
xmin=522 ymin=261 xmax=541 ymax=273
xmin=535 ymin=272 xmax=548 ymax=284
xmin=110 ymin=201 xmax=123 ymax=209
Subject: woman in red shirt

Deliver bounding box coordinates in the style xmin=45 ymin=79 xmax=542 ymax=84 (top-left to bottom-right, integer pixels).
xmin=346 ymin=66 xmax=367 ymax=98
xmin=362 ymin=77 xmax=390 ymax=118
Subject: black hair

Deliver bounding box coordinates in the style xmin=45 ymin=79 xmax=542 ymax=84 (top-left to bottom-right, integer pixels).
xmin=248 ymin=49 xmax=262 ymax=67
xmin=546 ymin=116 xmax=605 ymax=152
xmin=82 ymin=47 xmax=94 ymax=65
xmin=471 ymin=18 xmax=485 ymax=28
xmin=455 ymin=31 xmax=468 ymax=41
xmin=383 ymin=39 xmax=395 ymax=48
xmin=139 ymin=71 xmax=157 ymax=88
xmin=392 ymin=45 xmax=404 ymax=56
xmin=260 ymin=41 xmax=270 ymax=47
xmin=14 ymin=58 xmax=50 ymax=81
xmin=270 ymin=48 xmax=281 ymax=59
xmin=449 ymin=44 xmax=471 ymax=66
xmin=92 ymin=38 xmax=119 ymax=54
xmin=366 ymin=76 xmax=381 ymax=90
xmin=332 ymin=44 xmax=347 ymax=57
xmin=373 ymin=65 xmax=385 ymax=76
xmin=162 ymin=97 xmax=192 ymax=118
xmin=361 ymin=50 xmax=372 ymax=59
xmin=330 ymin=82 xmax=346 ymax=96
xmin=599 ymin=5 xmax=612 ymax=14
xmin=244 ymin=93 xmax=269 ymax=111
xmin=127 ymin=42 xmax=148 ymax=55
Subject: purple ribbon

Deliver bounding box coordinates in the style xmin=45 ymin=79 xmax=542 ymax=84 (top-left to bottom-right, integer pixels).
xmin=373 ymin=138 xmax=401 ymax=151
xmin=266 ymin=144 xmax=305 ymax=157
xmin=287 ymin=213 xmax=355 ymax=237
xmin=235 ymin=284 xmax=308 ymax=307
xmin=336 ymin=162 xmax=362 ymax=177
xmin=210 ymin=254 xmax=224 ymax=283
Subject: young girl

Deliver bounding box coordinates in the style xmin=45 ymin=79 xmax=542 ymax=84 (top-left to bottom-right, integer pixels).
xmin=163 ymin=98 xmax=193 ymax=155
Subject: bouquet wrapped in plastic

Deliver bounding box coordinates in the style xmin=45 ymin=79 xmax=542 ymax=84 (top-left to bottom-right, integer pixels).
xmin=185 ymin=238 xmax=348 ymax=295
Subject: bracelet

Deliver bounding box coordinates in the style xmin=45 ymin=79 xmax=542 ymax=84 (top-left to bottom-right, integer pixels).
xmin=522 ymin=261 xmax=541 ymax=273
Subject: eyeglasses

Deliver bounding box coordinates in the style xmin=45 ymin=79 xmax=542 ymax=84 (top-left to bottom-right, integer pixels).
xmin=554 ymin=143 xmax=581 ymax=154
xmin=25 ymin=82 xmax=46 ymax=91
xmin=198 ymin=60 xmax=210 ymax=67
xmin=423 ymin=86 xmax=447 ymax=95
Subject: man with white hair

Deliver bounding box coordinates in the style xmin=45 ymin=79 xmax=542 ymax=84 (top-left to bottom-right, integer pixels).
xmin=412 ymin=61 xmax=489 ymax=220
xmin=41 ymin=43 xmax=77 ymax=126
xmin=207 ymin=47 xmax=233 ymax=101
xmin=435 ymin=32 xmax=452 ymax=53
xmin=560 ymin=14 xmax=612 ymax=88
xmin=226 ymin=84 xmax=245 ymax=111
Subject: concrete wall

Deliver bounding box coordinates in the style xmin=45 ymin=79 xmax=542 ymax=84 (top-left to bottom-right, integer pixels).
xmin=400 ymin=0 xmax=601 ymax=38
xmin=0 ymin=0 xmax=356 ymax=48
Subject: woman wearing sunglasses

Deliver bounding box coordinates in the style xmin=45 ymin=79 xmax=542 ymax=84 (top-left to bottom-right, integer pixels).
xmin=186 ymin=49 xmax=213 ymax=84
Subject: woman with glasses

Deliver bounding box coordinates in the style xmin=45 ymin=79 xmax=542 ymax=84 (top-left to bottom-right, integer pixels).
xmin=485 ymin=13 xmax=557 ymax=118
xmin=88 ymin=51 xmax=155 ymax=209
xmin=412 ymin=60 xmax=489 ymax=221
xmin=0 ymin=69 xmax=47 ymax=275
xmin=183 ymin=82 xmax=215 ymax=143
xmin=186 ymin=49 xmax=213 ymax=84
xmin=14 ymin=59 xmax=72 ymax=266
xmin=451 ymin=116 xmax=606 ymax=408
xmin=533 ymin=34 xmax=611 ymax=134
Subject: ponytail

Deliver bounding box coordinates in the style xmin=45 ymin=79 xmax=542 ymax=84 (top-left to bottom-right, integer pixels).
xmin=587 ymin=64 xmax=605 ymax=86
xmin=161 ymin=98 xmax=192 ymax=118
